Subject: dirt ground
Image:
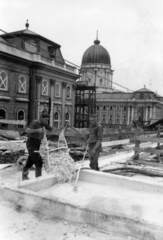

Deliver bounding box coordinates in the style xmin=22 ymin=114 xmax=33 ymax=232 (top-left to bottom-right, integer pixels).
xmin=0 ymin=165 xmax=130 ymax=240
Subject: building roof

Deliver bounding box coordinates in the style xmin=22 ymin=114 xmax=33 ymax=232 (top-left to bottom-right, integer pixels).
xmin=81 ymin=38 xmax=111 ymax=65
xmin=96 ymin=92 xmax=133 ymax=100
xmin=0 ymin=23 xmax=61 ymax=48
xmin=134 ymin=87 xmax=154 ymax=93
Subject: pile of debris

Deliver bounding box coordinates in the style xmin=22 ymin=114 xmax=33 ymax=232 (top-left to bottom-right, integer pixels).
xmin=0 ymin=141 xmax=25 ymax=164
xmin=40 ymin=129 xmax=77 ymax=183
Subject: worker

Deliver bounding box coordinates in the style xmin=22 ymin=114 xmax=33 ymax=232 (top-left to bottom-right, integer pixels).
xmin=87 ymin=114 xmax=103 ymax=171
xmin=22 ymin=112 xmax=53 ymax=180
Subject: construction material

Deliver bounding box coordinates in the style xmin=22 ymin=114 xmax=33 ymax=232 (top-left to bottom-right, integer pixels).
xmin=39 ymin=127 xmax=77 ymax=183
xmin=0 ymin=141 xmax=25 ymax=164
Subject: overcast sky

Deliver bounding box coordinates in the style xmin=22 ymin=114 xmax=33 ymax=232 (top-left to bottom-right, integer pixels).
xmin=1 ymin=0 xmax=163 ymax=94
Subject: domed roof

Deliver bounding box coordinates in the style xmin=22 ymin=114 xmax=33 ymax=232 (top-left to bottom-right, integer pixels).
xmin=82 ymin=39 xmax=111 ymax=65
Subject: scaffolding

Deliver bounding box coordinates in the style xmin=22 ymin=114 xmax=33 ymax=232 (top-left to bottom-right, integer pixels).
xmin=74 ymin=82 xmax=96 ymax=128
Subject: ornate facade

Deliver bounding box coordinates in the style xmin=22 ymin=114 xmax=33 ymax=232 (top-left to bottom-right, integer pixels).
xmin=0 ymin=22 xmax=79 ymax=129
xmin=79 ymin=37 xmax=163 ymax=126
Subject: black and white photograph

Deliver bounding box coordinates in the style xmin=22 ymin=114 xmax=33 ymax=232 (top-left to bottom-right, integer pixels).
xmin=0 ymin=0 xmax=163 ymax=239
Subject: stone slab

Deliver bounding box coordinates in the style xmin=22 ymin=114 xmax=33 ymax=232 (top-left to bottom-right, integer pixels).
xmin=1 ymin=169 xmax=163 ymax=240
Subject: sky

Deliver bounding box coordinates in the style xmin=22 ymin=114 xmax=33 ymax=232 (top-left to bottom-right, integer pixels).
xmin=1 ymin=0 xmax=163 ymax=94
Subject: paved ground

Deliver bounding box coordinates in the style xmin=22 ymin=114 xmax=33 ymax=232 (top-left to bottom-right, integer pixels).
xmin=0 ymin=165 xmax=130 ymax=240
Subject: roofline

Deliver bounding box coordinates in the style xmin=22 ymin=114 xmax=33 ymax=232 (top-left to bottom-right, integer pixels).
xmin=0 ymin=29 xmax=61 ymax=48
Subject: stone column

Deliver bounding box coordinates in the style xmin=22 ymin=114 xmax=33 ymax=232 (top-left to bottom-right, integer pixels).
xmin=149 ymin=106 xmax=152 ymax=120
xmin=99 ymin=106 xmax=102 ymax=122
xmin=106 ymin=106 xmax=109 ymax=123
xmin=62 ymin=82 xmax=67 ymax=125
xmin=153 ymin=105 xmax=156 ymax=121
xmin=131 ymin=106 xmax=134 ymax=122
xmin=145 ymin=107 xmax=148 ymax=121
xmin=127 ymin=106 xmax=130 ymax=125
xmin=113 ymin=106 xmax=116 ymax=124
xmin=36 ymin=75 xmax=42 ymax=119
xmin=71 ymin=84 xmax=76 ymax=127
xmin=50 ymin=79 xmax=55 ymax=126
xmin=120 ymin=106 xmax=123 ymax=124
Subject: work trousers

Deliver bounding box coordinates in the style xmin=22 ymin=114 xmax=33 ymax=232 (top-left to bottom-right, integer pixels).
xmin=23 ymin=138 xmax=43 ymax=178
xmin=89 ymin=142 xmax=101 ymax=171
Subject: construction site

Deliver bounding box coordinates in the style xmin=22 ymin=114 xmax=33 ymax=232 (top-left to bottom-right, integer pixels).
xmin=1 ymin=115 xmax=163 ymax=240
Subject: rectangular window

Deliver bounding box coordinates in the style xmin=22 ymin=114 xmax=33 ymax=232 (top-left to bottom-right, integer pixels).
xmin=109 ymin=114 xmax=112 ymax=123
xmin=116 ymin=113 xmax=120 ymax=122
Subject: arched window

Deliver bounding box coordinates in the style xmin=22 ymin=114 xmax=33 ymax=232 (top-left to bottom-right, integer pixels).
xmin=19 ymin=75 xmax=26 ymax=93
xmin=0 ymin=108 xmax=7 ymax=119
xmin=42 ymin=79 xmax=48 ymax=95
xmin=54 ymin=111 xmax=60 ymax=128
xmin=55 ymin=82 xmax=60 ymax=97
xmin=100 ymin=79 xmax=103 ymax=86
xmin=103 ymin=106 xmax=106 ymax=111
xmin=17 ymin=109 xmax=25 ymax=128
xmin=0 ymin=71 xmax=8 ymax=90
xmin=66 ymin=85 xmax=71 ymax=98
xmin=110 ymin=106 xmax=113 ymax=111
xmin=0 ymin=108 xmax=7 ymax=129
xmin=65 ymin=112 xmax=70 ymax=126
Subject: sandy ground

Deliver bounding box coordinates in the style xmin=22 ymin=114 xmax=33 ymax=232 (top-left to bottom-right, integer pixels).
xmin=0 ymin=165 xmax=129 ymax=240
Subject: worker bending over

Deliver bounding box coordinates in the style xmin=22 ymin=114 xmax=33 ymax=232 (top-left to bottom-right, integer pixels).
xmin=87 ymin=115 xmax=103 ymax=171
xmin=22 ymin=112 xmax=52 ymax=180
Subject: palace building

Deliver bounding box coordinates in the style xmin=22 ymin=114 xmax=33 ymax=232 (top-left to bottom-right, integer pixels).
xmin=79 ymin=36 xmax=163 ymax=127
xmin=0 ymin=21 xmax=79 ymax=129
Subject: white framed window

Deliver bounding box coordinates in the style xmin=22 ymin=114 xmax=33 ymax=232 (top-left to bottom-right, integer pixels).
xmin=42 ymin=79 xmax=48 ymax=95
xmin=116 ymin=106 xmax=120 ymax=111
xmin=109 ymin=106 xmax=113 ymax=111
xmin=55 ymin=82 xmax=60 ymax=97
xmin=65 ymin=112 xmax=70 ymax=126
xmin=0 ymin=71 xmax=8 ymax=90
xmin=66 ymin=85 xmax=71 ymax=98
xmin=103 ymin=106 xmax=106 ymax=110
xmin=54 ymin=111 xmax=60 ymax=128
xmin=19 ymin=75 xmax=26 ymax=93
xmin=99 ymin=79 xmax=103 ymax=86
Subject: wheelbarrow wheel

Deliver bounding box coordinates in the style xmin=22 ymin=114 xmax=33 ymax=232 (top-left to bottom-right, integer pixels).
xmin=17 ymin=155 xmax=28 ymax=170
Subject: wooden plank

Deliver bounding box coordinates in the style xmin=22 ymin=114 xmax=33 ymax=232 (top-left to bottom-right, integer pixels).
xmin=0 ymin=119 xmax=26 ymax=125
xmin=136 ymin=160 xmax=163 ymax=168
xmin=133 ymin=136 xmax=163 ymax=143
xmin=102 ymin=139 xmax=130 ymax=147
xmin=133 ymin=147 xmax=163 ymax=155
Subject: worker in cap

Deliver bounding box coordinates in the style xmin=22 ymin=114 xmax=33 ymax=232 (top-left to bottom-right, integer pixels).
xmin=87 ymin=114 xmax=103 ymax=171
xmin=22 ymin=112 xmax=53 ymax=180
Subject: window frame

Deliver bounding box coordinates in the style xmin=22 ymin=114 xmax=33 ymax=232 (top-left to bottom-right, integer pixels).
xmin=66 ymin=85 xmax=71 ymax=99
xmin=55 ymin=82 xmax=60 ymax=97
xmin=42 ymin=79 xmax=48 ymax=96
xmin=18 ymin=75 xmax=26 ymax=93
xmin=0 ymin=71 xmax=8 ymax=91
